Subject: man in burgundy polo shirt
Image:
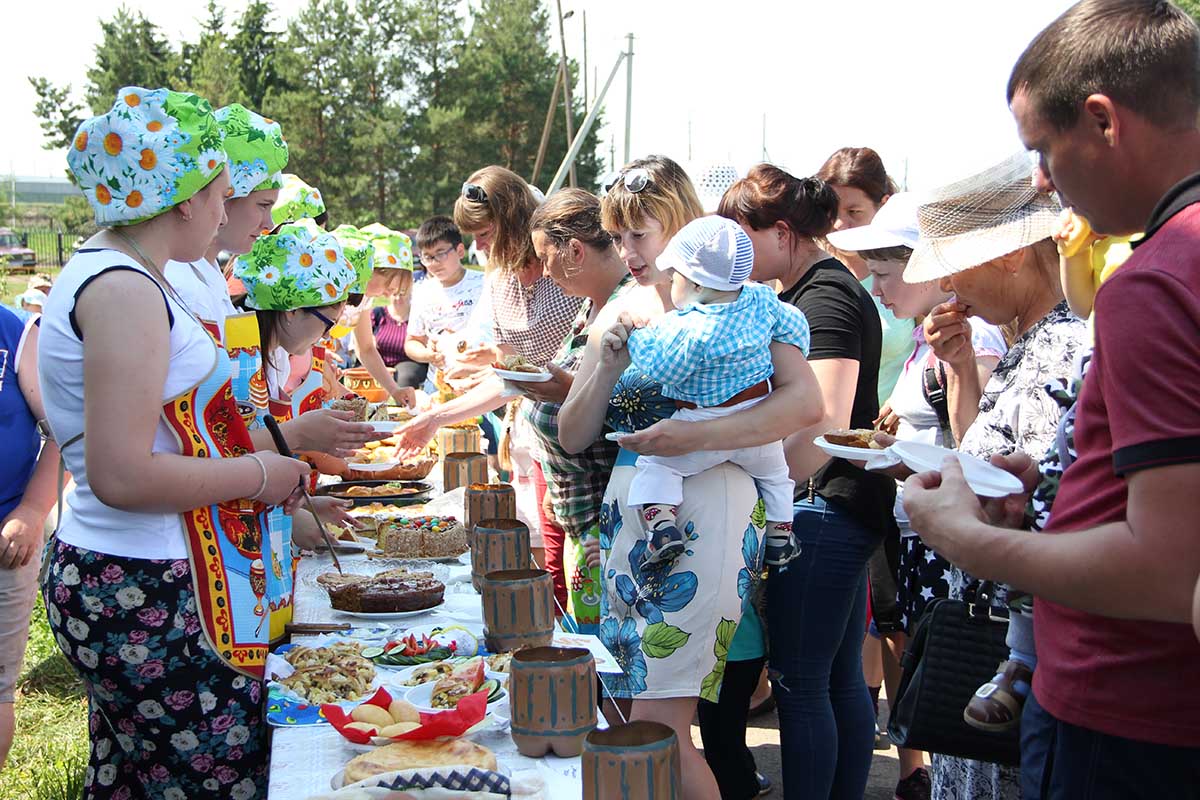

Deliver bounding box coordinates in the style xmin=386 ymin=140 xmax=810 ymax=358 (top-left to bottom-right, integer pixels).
xmin=903 ymin=1 xmax=1200 ymax=798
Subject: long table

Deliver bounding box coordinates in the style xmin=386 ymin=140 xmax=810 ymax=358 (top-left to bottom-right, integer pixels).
xmin=266 ymin=548 xmax=589 ymax=798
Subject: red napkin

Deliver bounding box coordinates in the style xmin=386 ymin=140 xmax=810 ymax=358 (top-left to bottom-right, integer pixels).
xmin=322 ymin=687 xmax=488 ymax=745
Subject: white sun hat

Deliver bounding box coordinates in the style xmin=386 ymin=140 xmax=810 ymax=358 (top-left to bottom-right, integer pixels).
xmin=688 ymin=162 xmax=743 ymax=213
xmin=903 ymin=151 xmax=1061 ymax=284
xmin=656 ymin=215 xmax=755 ymax=292
xmin=826 ymin=191 xmax=922 ymax=253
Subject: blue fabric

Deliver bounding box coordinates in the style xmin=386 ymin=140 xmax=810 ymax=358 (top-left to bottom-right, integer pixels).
xmin=728 ymin=596 xmax=765 ymax=661
xmin=1021 ymin=688 xmax=1200 ymax=800
xmin=626 ymin=283 xmax=810 ymax=407
xmin=0 ymin=307 xmax=39 ymax=520
xmin=766 ymin=496 xmax=878 ymax=800
xmin=605 ymin=367 xmax=677 ymax=434
xmin=479 ymin=411 xmax=501 ymax=456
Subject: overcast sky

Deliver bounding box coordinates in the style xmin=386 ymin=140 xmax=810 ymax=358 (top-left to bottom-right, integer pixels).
xmin=1 ymin=0 xmax=1076 ymax=191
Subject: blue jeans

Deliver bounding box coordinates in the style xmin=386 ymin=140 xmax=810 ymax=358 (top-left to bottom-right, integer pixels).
xmin=1022 ymin=689 xmax=1200 ymax=800
xmin=766 ymin=496 xmax=878 ymax=800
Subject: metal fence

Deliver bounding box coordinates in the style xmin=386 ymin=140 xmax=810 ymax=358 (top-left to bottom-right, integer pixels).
xmin=10 ymin=229 xmax=92 ymax=270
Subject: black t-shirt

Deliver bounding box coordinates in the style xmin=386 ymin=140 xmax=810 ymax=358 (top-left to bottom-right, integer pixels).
xmin=779 ymin=257 xmax=897 ymax=536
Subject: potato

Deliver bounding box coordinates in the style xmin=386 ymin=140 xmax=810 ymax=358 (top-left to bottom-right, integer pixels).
xmin=388 ymin=699 xmax=421 ymax=724
xmin=344 ymin=721 xmax=379 ymax=736
xmin=378 ymin=721 xmax=421 ymax=738
xmin=350 ymin=703 xmax=394 ymax=729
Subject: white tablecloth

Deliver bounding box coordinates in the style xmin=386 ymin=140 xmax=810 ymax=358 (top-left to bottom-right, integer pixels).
xmin=266 ymin=548 xmax=590 ymax=798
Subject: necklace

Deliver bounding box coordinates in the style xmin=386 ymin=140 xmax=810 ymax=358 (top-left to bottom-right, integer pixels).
xmin=109 ymin=227 xmax=203 ymax=329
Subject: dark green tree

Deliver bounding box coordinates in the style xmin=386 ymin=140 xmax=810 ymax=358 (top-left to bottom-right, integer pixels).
xmin=84 ymin=6 xmax=176 ymax=113
xmin=175 ymin=1 xmax=243 ymax=107
xmin=230 ymin=1 xmax=281 ymax=110
xmin=28 ymin=78 xmax=85 ymax=151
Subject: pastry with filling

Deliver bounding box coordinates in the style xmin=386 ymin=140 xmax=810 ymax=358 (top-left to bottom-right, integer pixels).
xmin=342 ymin=740 xmax=497 ymax=784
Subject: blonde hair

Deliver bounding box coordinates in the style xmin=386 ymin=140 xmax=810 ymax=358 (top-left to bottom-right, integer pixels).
xmin=600 ymin=155 xmax=704 ymax=238
xmin=453 ymin=165 xmax=538 ymax=272
xmin=530 ymin=188 xmax=613 ymax=251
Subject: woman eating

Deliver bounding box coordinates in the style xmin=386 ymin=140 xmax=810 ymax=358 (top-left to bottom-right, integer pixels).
xmin=41 ymin=86 xmax=310 ymax=799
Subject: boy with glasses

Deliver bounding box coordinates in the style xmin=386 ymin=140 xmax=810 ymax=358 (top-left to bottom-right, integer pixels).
xmin=405 ymin=215 xmax=487 ymax=377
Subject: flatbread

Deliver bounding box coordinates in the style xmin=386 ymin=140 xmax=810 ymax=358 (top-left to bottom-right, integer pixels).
xmin=343 ymin=739 xmax=497 ymax=784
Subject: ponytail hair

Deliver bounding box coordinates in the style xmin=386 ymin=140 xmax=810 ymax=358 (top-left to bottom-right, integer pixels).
xmin=717 ymin=164 xmax=839 ymax=240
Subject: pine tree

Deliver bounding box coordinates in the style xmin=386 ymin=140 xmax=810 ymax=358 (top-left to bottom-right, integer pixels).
xmin=177 ymin=1 xmax=244 ymax=108
xmin=84 ymin=7 xmax=176 ymax=113
xmin=230 ymin=1 xmax=281 ymax=111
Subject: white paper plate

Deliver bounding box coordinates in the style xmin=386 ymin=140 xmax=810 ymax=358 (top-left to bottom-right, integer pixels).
xmin=344 ymin=461 xmax=402 ymax=472
xmin=890 ymin=440 xmax=1024 ymax=498
xmin=333 ymin=600 xmax=446 ymax=620
xmin=404 ymin=674 xmax=507 ymax=713
xmin=370 ymin=421 xmax=402 ymax=435
xmin=494 ymin=367 xmax=552 ymax=382
xmin=316 ymin=538 xmax=370 ymax=553
xmin=813 ymin=435 xmax=883 ymax=461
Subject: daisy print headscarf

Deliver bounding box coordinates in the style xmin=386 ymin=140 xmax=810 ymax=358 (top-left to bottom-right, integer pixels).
xmin=329 ymin=224 xmax=377 ymax=295
xmin=215 ymin=103 xmax=288 ymax=199
xmin=67 ymin=86 xmax=227 ymax=226
xmin=234 ymin=224 xmax=356 ymax=310
xmin=271 ymin=174 xmax=325 ymax=227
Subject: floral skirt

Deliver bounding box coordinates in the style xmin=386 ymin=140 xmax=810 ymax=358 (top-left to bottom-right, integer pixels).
xmin=598 ymin=462 xmax=762 ymax=701
xmin=43 ymin=539 xmax=268 ymax=800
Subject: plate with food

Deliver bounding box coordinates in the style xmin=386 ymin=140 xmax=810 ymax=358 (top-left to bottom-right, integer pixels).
xmin=814 ymin=429 xmax=889 ymax=461
xmin=330 ymin=395 xmax=371 ymax=421
xmin=331 ymin=737 xmax=507 ymax=792
xmin=317 ymin=480 xmax=434 ymax=507
xmin=318 ymin=568 xmax=447 ymax=618
xmin=364 ymin=627 xmax=472 ymax=668
xmin=492 ymin=355 xmax=552 ymax=383
xmin=317 ymin=523 xmax=371 ymax=552
xmin=889 ymin=440 xmax=1025 ymax=498
xmin=266 ymin=640 xmax=382 ymax=725
xmin=404 ymin=658 xmax=506 ymax=712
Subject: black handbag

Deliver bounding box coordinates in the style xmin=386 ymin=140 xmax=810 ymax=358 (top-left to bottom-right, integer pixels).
xmin=887 ymin=582 xmax=1021 ymax=766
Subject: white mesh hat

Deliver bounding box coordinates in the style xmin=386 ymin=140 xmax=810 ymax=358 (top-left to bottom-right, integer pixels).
xmin=656 ymin=215 xmax=755 ymax=291
xmin=826 ymin=191 xmax=923 ymax=252
xmin=903 ymin=152 xmax=1062 ymax=284
xmin=689 ymin=162 xmax=742 ymax=213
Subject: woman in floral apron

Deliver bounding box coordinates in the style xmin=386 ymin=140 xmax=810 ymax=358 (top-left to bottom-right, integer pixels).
xmin=40 ymin=87 xmax=312 ymax=799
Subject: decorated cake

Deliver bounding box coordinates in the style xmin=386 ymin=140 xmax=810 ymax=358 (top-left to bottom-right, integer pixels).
xmin=319 ymin=568 xmax=445 ymax=613
xmin=376 ymin=516 xmax=468 ymax=559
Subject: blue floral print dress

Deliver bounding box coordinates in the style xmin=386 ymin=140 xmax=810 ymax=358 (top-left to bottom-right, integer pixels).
xmin=598 ymin=367 xmax=764 ymax=701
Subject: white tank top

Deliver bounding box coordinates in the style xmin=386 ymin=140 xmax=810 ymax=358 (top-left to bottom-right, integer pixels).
xmin=39 ymin=248 xmax=219 ymax=559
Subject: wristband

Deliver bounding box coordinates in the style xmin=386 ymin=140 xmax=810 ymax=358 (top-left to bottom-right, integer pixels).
xmin=246 ymin=453 xmax=269 ymax=501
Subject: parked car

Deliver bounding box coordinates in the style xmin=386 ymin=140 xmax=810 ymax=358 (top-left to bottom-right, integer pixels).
xmin=0 ymin=229 xmax=36 ymax=270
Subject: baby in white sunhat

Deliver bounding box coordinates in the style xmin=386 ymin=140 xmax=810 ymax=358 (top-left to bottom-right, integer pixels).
xmin=606 ymin=215 xmax=812 ymax=568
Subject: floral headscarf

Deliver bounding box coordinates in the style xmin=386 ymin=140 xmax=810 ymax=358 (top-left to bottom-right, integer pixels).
xmin=215 ymin=104 xmax=288 ymax=199
xmin=67 ymin=86 xmax=227 ymax=226
xmin=271 ymin=173 xmax=326 ymax=226
xmin=330 ymin=224 xmax=376 ymax=295
xmin=360 ymin=222 xmax=413 ymax=272
xmin=234 ymin=224 xmax=355 ymax=310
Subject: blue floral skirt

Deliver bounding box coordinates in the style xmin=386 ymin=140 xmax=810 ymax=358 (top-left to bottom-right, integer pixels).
xmin=598 ymin=462 xmax=762 ymax=702
xmin=43 ymin=539 xmax=268 ymax=800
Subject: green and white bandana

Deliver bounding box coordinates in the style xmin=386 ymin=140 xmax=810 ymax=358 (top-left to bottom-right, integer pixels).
xmin=234 ymin=224 xmax=355 ymax=310
xmin=68 ymin=86 xmax=227 ymax=226
xmin=330 ymin=224 xmax=376 ymax=294
xmin=215 ymin=103 xmax=288 ymax=199
xmin=271 ymin=174 xmax=326 ymax=226
xmin=360 ymin=222 xmax=413 ymax=271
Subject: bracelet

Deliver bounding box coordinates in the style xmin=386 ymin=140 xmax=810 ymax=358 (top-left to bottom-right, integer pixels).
xmin=246 ymin=453 xmax=269 ymax=501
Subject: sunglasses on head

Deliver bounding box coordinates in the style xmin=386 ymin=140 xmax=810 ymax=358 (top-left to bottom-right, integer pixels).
xmin=305 ymin=307 xmax=337 ymax=335
xmin=604 ymin=167 xmax=651 ymax=195
xmin=461 ymin=182 xmax=489 ymax=204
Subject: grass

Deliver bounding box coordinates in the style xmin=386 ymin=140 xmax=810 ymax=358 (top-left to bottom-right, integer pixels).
xmin=2 ymin=266 xmax=61 ymax=307
xmin=1 ymin=595 xmax=88 ymax=800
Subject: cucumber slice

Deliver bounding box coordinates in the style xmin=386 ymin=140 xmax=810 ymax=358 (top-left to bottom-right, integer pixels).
xmin=479 ymin=678 xmax=502 ymax=703
xmin=360 ymin=646 xmax=385 ymax=659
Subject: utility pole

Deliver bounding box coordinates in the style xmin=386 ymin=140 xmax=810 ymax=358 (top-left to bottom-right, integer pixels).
xmin=582 ymin=11 xmax=589 ymax=109
xmin=531 ymin=62 xmax=565 ymax=187
xmin=624 ymin=33 xmax=634 ymax=165
xmin=688 ymin=115 xmax=692 ymax=162
xmin=555 ymin=0 xmax=577 ymax=187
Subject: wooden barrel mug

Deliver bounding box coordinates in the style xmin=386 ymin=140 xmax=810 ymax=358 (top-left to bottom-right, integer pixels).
xmin=465 ymin=483 xmax=517 ymax=547
xmin=443 ymin=451 xmax=488 ymax=492
xmin=480 ymin=569 xmax=556 ymax=653
xmin=437 ymin=424 xmax=482 ymax=457
xmin=471 ymin=518 xmax=531 ymax=592
xmin=582 ymin=721 xmax=682 ymax=800
xmin=509 ymin=646 xmax=597 ymax=757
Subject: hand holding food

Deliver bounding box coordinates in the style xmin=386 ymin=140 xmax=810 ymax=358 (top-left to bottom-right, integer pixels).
xmin=923 ymin=300 xmax=975 ymax=370
xmin=253 ymin=451 xmax=313 ymax=506
xmin=291 ymin=407 xmax=377 ymax=457
xmin=824 ymin=429 xmax=888 ymax=449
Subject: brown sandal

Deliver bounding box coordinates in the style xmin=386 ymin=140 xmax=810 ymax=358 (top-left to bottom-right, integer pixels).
xmin=964 ymin=660 xmax=1033 ymax=733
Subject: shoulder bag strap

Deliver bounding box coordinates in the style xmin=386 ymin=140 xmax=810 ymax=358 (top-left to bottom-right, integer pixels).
xmin=922 ymin=357 xmax=956 ymax=448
